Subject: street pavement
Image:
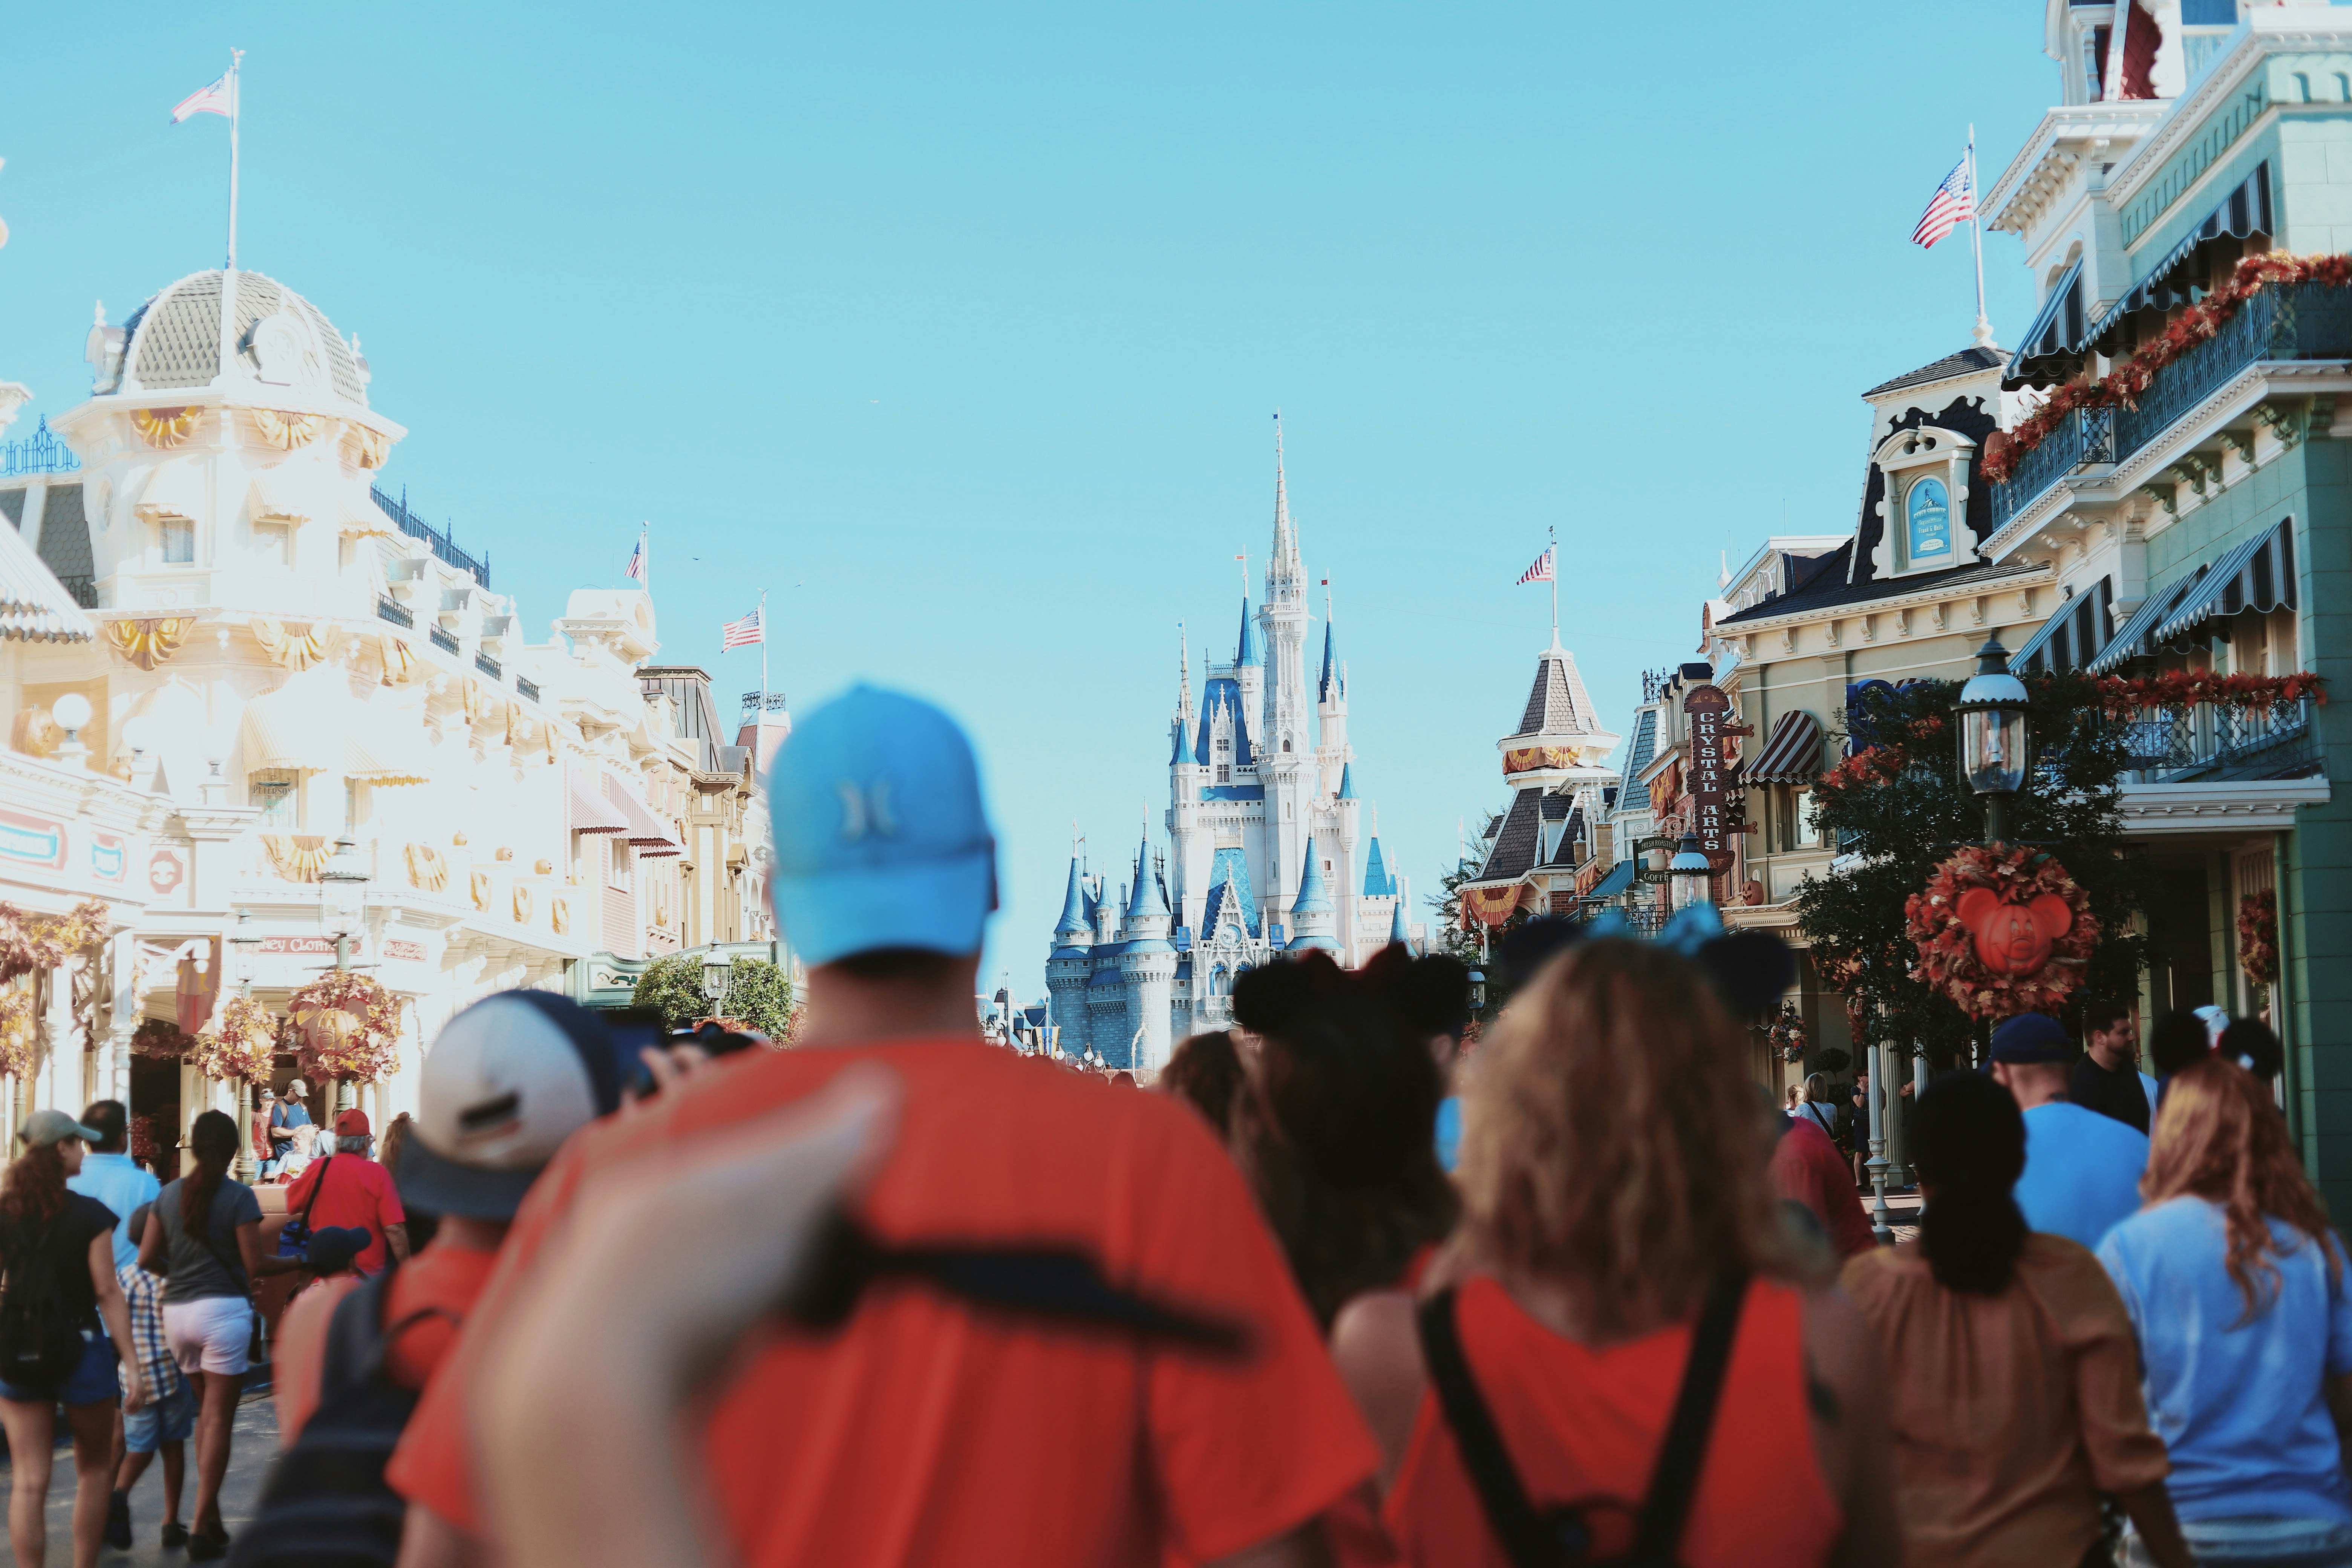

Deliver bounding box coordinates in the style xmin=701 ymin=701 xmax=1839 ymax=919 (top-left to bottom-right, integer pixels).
xmin=0 ymin=1390 xmax=277 ymax=1566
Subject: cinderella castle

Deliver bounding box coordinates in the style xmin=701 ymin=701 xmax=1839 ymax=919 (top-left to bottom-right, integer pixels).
xmin=1046 ymin=421 xmax=1409 ymax=1073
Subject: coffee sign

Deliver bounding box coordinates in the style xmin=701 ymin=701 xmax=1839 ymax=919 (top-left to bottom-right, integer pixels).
xmin=1683 ymin=684 xmax=1735 ymax=874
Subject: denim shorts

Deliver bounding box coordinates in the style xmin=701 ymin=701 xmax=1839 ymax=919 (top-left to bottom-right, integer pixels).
xmin=0 ymin=1329 xmax=119 ymax=1408
xmin=124 ymin=1380 xmax=196 ymax=1452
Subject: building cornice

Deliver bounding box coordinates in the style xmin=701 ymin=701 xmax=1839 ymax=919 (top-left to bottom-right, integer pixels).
xmin=2106 ymin=19 xmax=2352 ymax=215
xmin=1714 ymin=563 xmax=2055 ymax=639
xmin=1986 ymin=101 xmax=2167 ymax=237
xmin=2118 ymin=776 xmax=2331 ymax=833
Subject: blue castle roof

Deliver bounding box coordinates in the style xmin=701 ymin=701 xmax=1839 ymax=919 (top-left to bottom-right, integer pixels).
xmin=1318 ymin=620 xmax=1339 ymax=703
xmin=1201 ymin=848 xmax=1260 ymax=939
xmin=1194 ymin=680 xmax=1254 ymax=768
xmin=1124 ymin=836 xmax=1171 ymax=922
xmin=1291 ymin=846 xmax=1332 ymax=916
xmin=1361 ymin=836 xmax=1395 ymax=896
xmin=1236 ymin=596 xmax=1260 ymax=667
xmin=1053 ymin=858 xmax=1091 ymax=943
xmin=1337 ymin=762 xmax=1357 ymax=801
xmin=1390 ymin=896 xmax=1410 ymax=946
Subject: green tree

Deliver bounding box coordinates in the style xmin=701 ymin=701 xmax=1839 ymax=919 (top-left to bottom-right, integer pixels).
xmin=1791 ymin=673 xmax=2149 ymax=1069
xmin=630 ymin=955 xmax=795 ymax=1038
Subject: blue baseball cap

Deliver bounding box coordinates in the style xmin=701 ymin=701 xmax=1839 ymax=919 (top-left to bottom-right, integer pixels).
xmin=1989 ymin=1012 xmax=2074 ymax=1064
xmin=768 ymin=685 xmax=997 ymax=967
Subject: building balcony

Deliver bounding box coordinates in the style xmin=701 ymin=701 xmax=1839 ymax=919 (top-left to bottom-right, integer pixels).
xmin=1991 ymin=282 xmax=2352 ymax=530
xmin=2122 ymin=696 xmax=2320 ymax=786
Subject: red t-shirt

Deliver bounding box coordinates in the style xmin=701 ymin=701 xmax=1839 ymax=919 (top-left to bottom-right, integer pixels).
xmin=1381 ymin=1276 xmax=1842 ymax=1568
xmin=1770 ymin=1117 xmax=1876 ymax=1260
xmin=284 ymin=1155 xmax=407 ymax=1275
xmin=387 ymin=1037 xmax=1379 ymax=1567
xmin=273 ymin=1240 xmax=500 ymax=1445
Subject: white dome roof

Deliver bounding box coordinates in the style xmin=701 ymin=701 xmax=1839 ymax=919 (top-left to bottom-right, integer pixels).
xmin=115 ymin=270 xmax=369 ymax=408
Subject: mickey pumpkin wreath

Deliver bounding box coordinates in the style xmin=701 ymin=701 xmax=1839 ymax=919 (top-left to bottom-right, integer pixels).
xmin=1905 ymin=844 xmax=2099 ymax=1020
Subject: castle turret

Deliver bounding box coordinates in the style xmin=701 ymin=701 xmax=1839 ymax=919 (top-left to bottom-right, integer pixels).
xmin=1389 ymin=894 xmax=1411 ymax=949
xmin=1286 ymin=843 xmax=1339 ymax=953
xmin=1044 ymin=855 xmax=1094 ymax=1058
xmin=1118 ymin=835 xmax=1178 ymax=1073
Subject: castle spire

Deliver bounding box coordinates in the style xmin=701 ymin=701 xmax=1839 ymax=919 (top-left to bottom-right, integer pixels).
xmin=1317 ymin=597 xmax=1340 ymax=704
xmin=1236 ymin=591 xmax=1260 ymax=667
xmin=1053 ymin=852 xmax=1092 ymax=946
xmin=1269 ymin=412 xmax=1305 ymax=603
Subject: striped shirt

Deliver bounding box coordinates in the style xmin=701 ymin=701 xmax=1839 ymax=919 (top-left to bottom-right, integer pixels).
xmin=118 ymin=1264 xmax=187 ymax=1403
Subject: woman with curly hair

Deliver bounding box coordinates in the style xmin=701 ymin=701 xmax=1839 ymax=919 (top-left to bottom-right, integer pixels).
xmin=2099 ymin=1058 xmax=2352 ymax=1566
xmin=1328 ymin=940 xmax=1898 ymax=1568
xmin=0 ymin=1109 xmax=146 ymax=1568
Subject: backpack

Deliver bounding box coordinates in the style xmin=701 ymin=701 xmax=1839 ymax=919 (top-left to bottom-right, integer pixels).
xmin=0 ymin=1211 xmax=88 ymax=1394
xmin=227 ymin=1260 xmax=450 ymax=1568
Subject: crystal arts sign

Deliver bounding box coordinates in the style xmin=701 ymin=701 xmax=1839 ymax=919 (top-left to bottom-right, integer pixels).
xmin=1683 ymin=683 xmax=1736 ymax=874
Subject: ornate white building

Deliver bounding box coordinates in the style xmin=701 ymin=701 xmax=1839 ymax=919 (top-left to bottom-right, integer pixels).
xmin=1046 ymin=424 xmax=1408 ymax=1072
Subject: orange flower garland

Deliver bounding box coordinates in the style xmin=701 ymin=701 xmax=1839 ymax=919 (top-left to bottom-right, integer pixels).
xmin=187 ymin=996 xmax=280 ymax=1083
xmin=130 ymin=1018 xmax=191 ymax=1059
xmin=1906 ymin=844 xmax=2100 ymax=1020
xmin=286 ymin=971 xmax=404 ymax=1085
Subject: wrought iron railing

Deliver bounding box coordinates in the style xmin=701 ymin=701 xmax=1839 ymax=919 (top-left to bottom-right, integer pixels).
xmin=371 ymin=483 xmax=490 ymax=588
xmin=2123 ymin=695 xmax=2320 ymax=783
xmin=0 ymin=419 xmax=81 ymax=479
xmin=56 ymin=575 xmax=96 ymax=609
xmin=475 ymin=652 xmax=502 ymax=678
xmin=516 ymin=677 xmax=541 ymax=702
xmin=429 ymin=625 xmax=460 ymax=655
xmin=1991 ymin=282 xmax=2352 ymax=528
xmin=376 ymin=596 xmax=414 ymax=628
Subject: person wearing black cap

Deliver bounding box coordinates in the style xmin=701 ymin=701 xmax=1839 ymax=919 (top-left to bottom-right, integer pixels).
xmin=1992 ymin=1013 xmax=2150 ymax=1250
xmin=270 ymin=991 xmax=623 ymax=1447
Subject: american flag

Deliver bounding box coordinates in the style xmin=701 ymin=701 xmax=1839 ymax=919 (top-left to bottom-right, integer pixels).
xmin=623 ymin=530 xmax=646 ymax=584
xmin=1516 ymin=546 xmax=1555 ymax=586
xmin=721 ymin=607 xmax=763 ymax=649
xmin=1912 ymin=152 xmax=1976 ymax=250
xmin=171 ymin=74 xmax=233 ymax=123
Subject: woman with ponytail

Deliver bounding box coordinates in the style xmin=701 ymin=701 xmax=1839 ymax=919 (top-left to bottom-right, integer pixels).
xmin=1842 ymin=1071 xmax=2190 ymax=1568
xmin=2098 ymin=1058 xmax=2352 ymax=1566
xmin=135 ymin=1110 xmax=295 ymax=1561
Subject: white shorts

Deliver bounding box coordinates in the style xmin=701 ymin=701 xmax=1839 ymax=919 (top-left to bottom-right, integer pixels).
xmin=162 ymin=1296 xmax=251 ymax=1377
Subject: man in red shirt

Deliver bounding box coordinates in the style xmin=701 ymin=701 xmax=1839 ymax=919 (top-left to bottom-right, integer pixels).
xmin=272 ymin=991 xmax=626 ymax=1445
xmin=387 ymin=684 xmax=1379 ymax=1568
xmin=1771 ymin=1109 xmax=1877 ymax=1259
xmin=283 ymin=1110 xmax=408 ymax=1274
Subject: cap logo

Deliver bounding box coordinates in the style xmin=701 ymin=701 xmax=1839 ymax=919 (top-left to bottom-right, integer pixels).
xmin=837 ymin=779 xmax=899 ymax=842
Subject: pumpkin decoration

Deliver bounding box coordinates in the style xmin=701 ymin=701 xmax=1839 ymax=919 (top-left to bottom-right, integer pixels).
xmin=1906 ymin=844 xmax=2099 ymax=1020
xmin=285 ymin=971 xmax=403 ymax=1085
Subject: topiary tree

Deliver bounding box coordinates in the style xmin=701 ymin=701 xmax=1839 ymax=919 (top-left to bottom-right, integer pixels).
xmin=1791 ymin=672 xmax=2150 ymax=1070
xmin=630 ymin=953 xmax=795 ymax=1039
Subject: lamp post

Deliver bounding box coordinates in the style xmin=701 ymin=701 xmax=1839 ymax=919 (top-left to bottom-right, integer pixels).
xmin=1667 ymin=833 xmax=1715 ymax=911
xmin=1466 ymin=969 xmax=1487 ymax=1017
xmin=227 ymin=908 xmax=263 ymax=1181
xmin=700 ymin=951 xmax=733 ymax=1015
xmin=318 ymin=839 xmax=371 ymax=972
xmin=1956 ymin=635 xmax=2032 ymax=846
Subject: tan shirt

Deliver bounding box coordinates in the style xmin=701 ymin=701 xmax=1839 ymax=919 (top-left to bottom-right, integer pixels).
xmin=1842 ymin=1233 xmax=2169 ymax=1568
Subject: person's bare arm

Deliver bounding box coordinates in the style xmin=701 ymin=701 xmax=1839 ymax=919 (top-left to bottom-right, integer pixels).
xmin=1804 ymin=1285 xmax=1903 ymax=1568
xmin=88 ymin=1232 xmax=145 ymax=1411
xmin=236 ymin=1219 xmax=299 ymax=1279
xmin=475 ymin=1069 xmax=896 ymax=1568
xmin=1328 ymin=1289 xmax=1424 ymax=1493
xmin=136 ymin=1210 xmax=166 ymax=1276
xmin=2116 ymin=1482 xmax=2193 ymax=1568
xmin=384 ymin=1222 xmax=411 ymax=1264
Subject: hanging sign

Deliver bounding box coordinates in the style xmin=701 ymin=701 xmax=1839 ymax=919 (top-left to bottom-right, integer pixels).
xmin=0 ymin=810 xmax=66 ymax=872
xmin=1683 ymin=684 xmax=1736 ymax=872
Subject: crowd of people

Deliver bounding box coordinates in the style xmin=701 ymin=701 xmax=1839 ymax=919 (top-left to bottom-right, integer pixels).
xmin=0 ymin=682 xmax=2337 ymax=1567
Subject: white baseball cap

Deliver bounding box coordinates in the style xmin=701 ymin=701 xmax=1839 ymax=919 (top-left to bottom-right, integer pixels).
xmin=394 ymin=992 xmax=623 ymax=1220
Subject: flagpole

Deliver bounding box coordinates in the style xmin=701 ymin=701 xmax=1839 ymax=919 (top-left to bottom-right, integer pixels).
xmin=1968 ymin=125 xmax=1993 ymax=347
xmin=227 ymin=49 xmax=243 ymax=271
xmin=1548 ymin=524 xmax=1559 ymax=645
xmin=759 ymin=588 xmax=769 ymax=709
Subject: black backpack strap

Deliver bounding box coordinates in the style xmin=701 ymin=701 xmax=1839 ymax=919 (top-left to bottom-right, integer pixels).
xmin=1414 ymin=1288 xmax=1561 ymax=1568
xmin=318 ymin=1257 xmax=459 ymax=1401
xmin=1626 ymin=1273 xmax=1750 ymax=1566
xmin=296 ymin=1158 xmax=334 ymax=1229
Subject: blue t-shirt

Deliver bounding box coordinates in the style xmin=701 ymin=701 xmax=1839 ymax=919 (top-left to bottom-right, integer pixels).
xmin=68 ymin=1151 xmax=159 ymax=1273
xmin=2014 ymin=1101 xmax=2148 ymax=1251
xmin=1434 ymin=1096 xmax=1462 ymax=1173
xmin=2098 ymin=1196 xmax=2352 ymax=1524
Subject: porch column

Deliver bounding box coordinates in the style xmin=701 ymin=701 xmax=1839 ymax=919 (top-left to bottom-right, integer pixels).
xmin=107 ymin=931 xmax=138 ymax=1112
xmin=37 ymin=964 xmax=70 ymax=1112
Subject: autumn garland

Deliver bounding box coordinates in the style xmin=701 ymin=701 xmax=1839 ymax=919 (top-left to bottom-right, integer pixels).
xmin=2238 ymin=890 xmax=2280 ymax=990
xmin=130 ymin=1018 xmax=191 ymax=1059
xmin=286 ymin=971 xmax=404 ymax=1085
xmin=0 ymin=900 xmax=111 ymax=986
xmin=2085 ymin=669 xmax=2325 ymax=717
xmin=1985 ymin=253 xmax=2352 ymax=484
xmin=1905 ymin=844 xmax=2100 ymax=1020
xmin=188 ymin=996 xmax=280 ymax=1083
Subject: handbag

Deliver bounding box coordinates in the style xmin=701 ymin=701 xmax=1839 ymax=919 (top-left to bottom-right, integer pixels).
xmin=277 ymin=1157 xmax=335 ymax=1260
xmin=1414 ymin=1272 xmax=1749 ymax=1568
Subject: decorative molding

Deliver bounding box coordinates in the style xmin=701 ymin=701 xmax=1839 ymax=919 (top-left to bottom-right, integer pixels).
xmin=250 ymin=619 xmax=343 ymax=672
xmin=104 ymin=617 xmax=191 ymax=672
xmin=131 ymin=407 xmax=201 ymax=449
xmin=262 ymin=834 xmax=333 ymax=883
xmin=470 ymin=870 xmax=492 ymax=911
xmin=251 ymin=408 xmax=322 ymax=451
xmin=349 ymin=427 xmax=390 ymax=469
xmin=2118 ymin=777 xmax=2331 ymax=835
xmin=404 ymin=842 xmax=448 ymax=893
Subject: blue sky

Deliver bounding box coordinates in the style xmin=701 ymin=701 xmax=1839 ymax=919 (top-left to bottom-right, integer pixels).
xmin=1 ymin=3 xmax=2064 ymax=995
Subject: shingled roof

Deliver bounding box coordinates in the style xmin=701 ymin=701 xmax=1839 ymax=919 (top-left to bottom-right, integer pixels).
xmin=1714 ymin=556 xmax=2041 ymax=627
xmin=1863 ymin=345 xmax=2008 ymax=399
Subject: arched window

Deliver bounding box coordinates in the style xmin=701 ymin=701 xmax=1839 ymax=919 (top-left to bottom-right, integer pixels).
xmin=1211 ymin=965 xmax=1230 ymax=997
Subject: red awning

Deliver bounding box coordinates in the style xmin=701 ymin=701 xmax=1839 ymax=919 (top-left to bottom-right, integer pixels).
xmin=605 ymin=777 xmax=684 ymax=857
xmin=568 ymin=772 xmax=628 ymax=835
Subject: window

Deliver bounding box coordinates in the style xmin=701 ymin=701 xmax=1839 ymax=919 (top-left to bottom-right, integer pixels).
xmin=1906 ymin=477 xmax=1953 ymax=564
xmin=609 ymin=836 xmax=631 ymax=887
xmin=160 ymin=519 xmax=195 ymax=564
xmin=250 ymin=769 xmax=298 ymax=829
xmin=1796 ymin=789 xmax=1822 ymax=847
xmin=344 ymin=780 xmax=362 ymax=835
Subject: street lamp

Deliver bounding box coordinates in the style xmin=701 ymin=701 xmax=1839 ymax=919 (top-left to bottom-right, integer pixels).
xmin=700 ymin=951 xmax=733 ymax=1010
xmin=1956 ymin=635 xmax=2031 ymax=845
xmin=51 ymin=692 xmax=91 ymax=769
xmin=317 ymin=838 xmax=371 ymax=970
xmin=228 ymin=907 xmax=262 ymax=998
xmin=1668 ymin=833 xmax=1715 ymax=909
xmin=1466 ymin=969 xmax=1487 ymax=1015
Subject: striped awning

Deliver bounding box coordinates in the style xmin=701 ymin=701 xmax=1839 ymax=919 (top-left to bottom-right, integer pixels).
xmin=2013 ymin=578 xmax=2116 ymax=676
xmin=1738 ymin=710 xmax=1824 ymax=786
xmin=345 ymin=728 xmax=429 ymax=787
xmin=339 ymin=490 xmax=400 ymax=539
xmin=2005 ymin=259 xmax=2087 ymax=390
xmin=2084 ymin=162 xmax=2272 ymax=354
xmin=247 ymin=466 xmax=317 ymax=524
xmin=134 ymin=461 xmax=206 ymax=522
xmin=604 ymin=777 xmax=683 ymax=856
xmin=241 ymin=672 xmax=432 ymax=782
xmin=2087 ymin=567 xmax=2208 ymax=675
xmin=240 ymin=678 xmax=341 ymax=773
xmin=1578 ymin=860 xmax=1637 ymax=902
xmin=569 ymin=772 xmax=628 ymax=835
xmin=0 ymin=515 xmax=95 ymax=643
xmin=2153 ymin=520 xmax=2295 ymax=647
